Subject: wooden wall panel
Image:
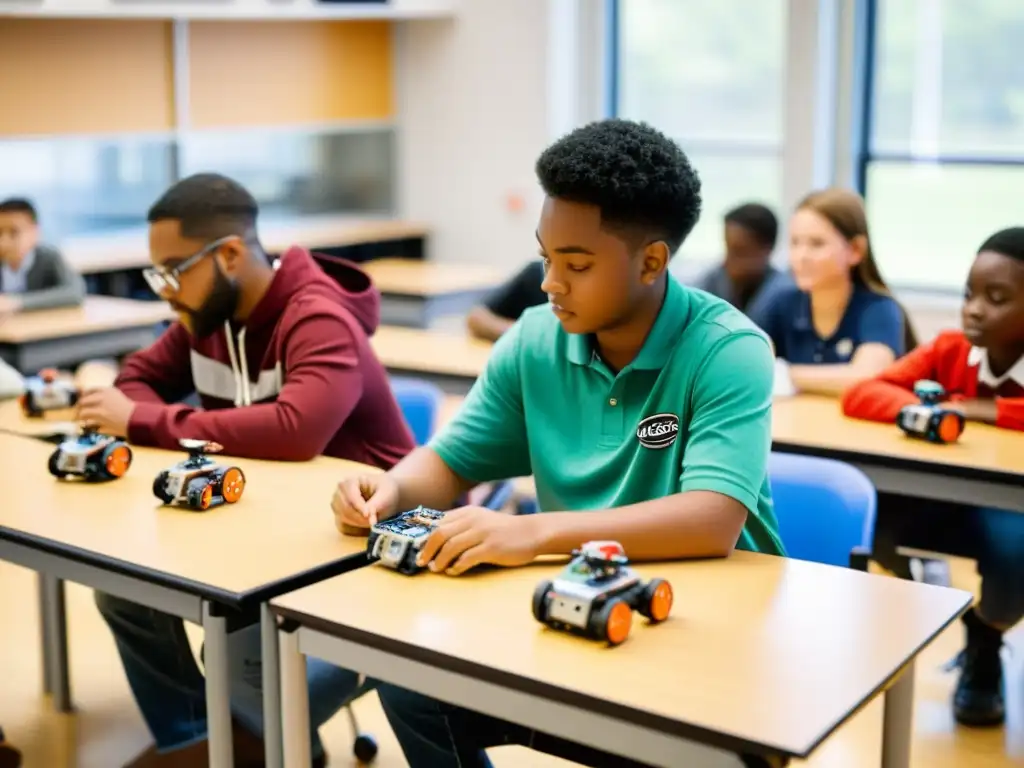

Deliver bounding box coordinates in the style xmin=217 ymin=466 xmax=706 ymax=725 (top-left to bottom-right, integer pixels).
xmin=0 ymin=20 xmax=174 ymax=136
xmin=188 ymin=21 xmax=393 ymax=129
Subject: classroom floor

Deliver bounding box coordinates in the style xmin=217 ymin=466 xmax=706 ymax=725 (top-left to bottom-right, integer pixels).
xmin=2 ymin=558 xmax=1024 ymax=768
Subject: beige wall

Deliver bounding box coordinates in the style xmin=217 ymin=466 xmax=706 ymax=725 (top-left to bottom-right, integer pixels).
xmin=393 ymin=0 xmax=551 ymax=270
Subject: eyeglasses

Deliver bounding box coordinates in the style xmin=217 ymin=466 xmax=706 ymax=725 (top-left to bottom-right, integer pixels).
xmin=142 ymin=235 xmax=239 ymax=295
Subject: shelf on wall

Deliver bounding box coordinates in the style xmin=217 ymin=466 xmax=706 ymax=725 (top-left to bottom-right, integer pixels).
xmin=0 ymin=0 xmax=458 ymax=21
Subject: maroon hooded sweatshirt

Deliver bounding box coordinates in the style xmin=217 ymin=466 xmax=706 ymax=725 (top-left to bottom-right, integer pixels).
xmin=116 ymin=247 xmax=415 ymax=467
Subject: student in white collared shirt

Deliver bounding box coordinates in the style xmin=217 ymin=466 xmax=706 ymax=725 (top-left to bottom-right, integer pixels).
xmin=842 ymin=226 xmax=1024 ymax=730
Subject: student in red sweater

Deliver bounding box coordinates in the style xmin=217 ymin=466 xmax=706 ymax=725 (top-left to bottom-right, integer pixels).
xmin=78 ymin=173 xmax=415 ymax=768
xmin=843 ymin=226 xmax=1024 ymax=728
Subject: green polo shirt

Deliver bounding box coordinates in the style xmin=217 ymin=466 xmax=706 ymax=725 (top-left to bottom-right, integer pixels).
xmin=430 ymin=275 xmax=784 ymax=555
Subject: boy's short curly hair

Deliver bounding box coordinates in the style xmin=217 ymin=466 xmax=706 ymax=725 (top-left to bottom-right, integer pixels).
xmin=979 ymin=227 xmax=1024 ymax=262
xmin=535 ymin=119 xmax=702 ymax=255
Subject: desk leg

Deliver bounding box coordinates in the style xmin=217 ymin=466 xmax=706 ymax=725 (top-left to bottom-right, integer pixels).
xmin=279 ymin=626 xmax=312 ymax=768
xmin=38 ymin=573 xmax=72 ymax=713
xmin=261 ymin=605 xmax=283 ymax=768
xmin=202 ymin=602 xmax=235 ymax=768
xmin=881 ymin=661 xmax=915 ymax=768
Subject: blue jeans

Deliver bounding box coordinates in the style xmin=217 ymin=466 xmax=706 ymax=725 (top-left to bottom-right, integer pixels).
xmin=377 ymin=683 xmax=672 ymax=768
xmin=94 ymin=592 xmax=369 ymax=755
xmin=873 ymin=495 xmax=1024 ymax=627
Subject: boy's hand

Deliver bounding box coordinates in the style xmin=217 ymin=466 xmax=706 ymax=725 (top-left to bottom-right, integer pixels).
xmin=947 ymin=398 xmax=998 ymax=424
xmin=77 ymin=387 xmax=136 ymax=437
xmin=417 ymin=506 xmax=542 ymax=576
xmin=332 ymin=473 xmax=400 ymax=534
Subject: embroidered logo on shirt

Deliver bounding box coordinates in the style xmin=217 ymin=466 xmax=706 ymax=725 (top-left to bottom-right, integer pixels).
xmin=835 ymin=338 xmax=854 ymax=359
xmin=636 ymin=413 xmax=680 ymax=449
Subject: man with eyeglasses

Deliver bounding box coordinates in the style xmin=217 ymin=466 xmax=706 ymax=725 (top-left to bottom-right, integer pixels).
xmin=78 ymin=173 xmax=415 ymax=767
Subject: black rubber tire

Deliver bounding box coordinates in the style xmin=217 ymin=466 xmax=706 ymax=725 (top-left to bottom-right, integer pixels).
xmin=48 ymin=450 xmax=66 ymax=479
xmin=532 ymin=580 xmax=553 ymax=623
xmin=153 ymin=472 xmax=174 ymax=503
xmin=353 ymin=733 xmax=378 ymax=763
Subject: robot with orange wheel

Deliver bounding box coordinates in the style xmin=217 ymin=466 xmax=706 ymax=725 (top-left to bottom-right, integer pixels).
xmin=532 ymin=541 xmax=673 ymax=646
xmin=896 ymin=379 xmax=965 ymax=444
xmin=20 ymin=368 xmax=79 ymax=417
xmin=47 ymin=426 xmax=132 ymax=482
xmin=152 ymin=439 xmax=246 ymax=511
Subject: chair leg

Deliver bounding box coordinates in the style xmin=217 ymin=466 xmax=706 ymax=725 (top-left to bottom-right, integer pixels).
xmin=345 ymin=675 xmax=379 ymax=764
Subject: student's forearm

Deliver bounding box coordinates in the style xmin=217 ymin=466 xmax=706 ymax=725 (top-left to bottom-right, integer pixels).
xmin=531 ymin=491 xmax=747 ymax=561
xmin=466 ymin=307 xmax=514 ymax=342
xmin=789 ymin=364 xmax=870 ymax=397
xmin=389 ymin=447 xmax=476 ymax=513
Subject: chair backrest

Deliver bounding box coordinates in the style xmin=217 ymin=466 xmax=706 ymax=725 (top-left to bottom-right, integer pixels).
xmin=768 ymin=452 xmax=876 ymax=568
xmin=390 ymin=377 xmax=444 ymax=446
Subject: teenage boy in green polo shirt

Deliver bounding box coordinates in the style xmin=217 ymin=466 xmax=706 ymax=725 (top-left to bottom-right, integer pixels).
xmin=332 ymin=118 xmax=785 ymax=767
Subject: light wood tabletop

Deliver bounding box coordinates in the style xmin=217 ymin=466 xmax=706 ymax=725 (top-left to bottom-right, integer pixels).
xmin=273 ymin=550 xmax=970 ymax=760
xmin=362 ymin=257 xmax=504 ymax=297
xmin=371 ymin=325 xmax=494 ymax=379
xmin=772 ymin=395 xmax=1024 ymax=477
xmin=0 ymin=296 xmax=172 ymax=344
xmin=0 ymin=433 xmax=370 ymax=601
xmin=62 ymin=216 xmax=431 ymax=275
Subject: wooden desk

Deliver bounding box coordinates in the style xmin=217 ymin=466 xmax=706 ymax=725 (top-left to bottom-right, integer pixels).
xmin=62 ymin=215 xmax=431 ymax=275
xmin=373 ymin=326 xmax=494 ymax=394
xmin=772 ymin=395 xmax=1024 ymax=513
xmin=0 ymin=432 xmax=370 ymax=767
xmin=272 ymin=551 xmax=970 ymax=768
xmin=363 ymin=258 xmax=503 ymax=328
xmin=0 ymin=296 xmax=172 ymax=373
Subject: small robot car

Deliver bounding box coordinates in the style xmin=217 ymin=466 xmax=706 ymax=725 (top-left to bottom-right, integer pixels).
xmin=48 ymin=426 xmax=132 ymax=482
xmin=152 ymin=439 xmax=246 ymax=511
xmin=896 ymin=379 xmax=965 ymax=444
xmin=366 ymin=506 xmax=446 ymax=574
xmin=532 ymin=541 xmax=673 ymax=646
xmin=20 ymin=368 xmax=79 ymax=417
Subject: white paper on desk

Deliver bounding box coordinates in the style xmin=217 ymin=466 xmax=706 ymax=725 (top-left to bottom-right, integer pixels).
xmin=772 ymin=358 xmax=796 ymax=397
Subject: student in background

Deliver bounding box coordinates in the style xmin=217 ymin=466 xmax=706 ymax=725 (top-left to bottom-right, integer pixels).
xmin=465 ymin=259 xmax=546 ymax=341
xmin=0 ymin=727 xmax=21 ymax=768
xmin=760 ymin=188 xmax=915 ymax=396
xmin=333 ymin=119 xmax=785 ymax=767
xmin=691 ymin=202 xmax=789 ymax=328
xmin=78 ymin=173 xmax=415 ymax=768
xmin=0 ymin=198 xmax=85 ymax=317
xmin=843 ymin=227 xmax=1024 ymax=728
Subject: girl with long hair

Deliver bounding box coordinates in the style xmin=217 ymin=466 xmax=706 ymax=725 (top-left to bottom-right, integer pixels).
xmin=760 ymin=188 xmax=917 ymax=396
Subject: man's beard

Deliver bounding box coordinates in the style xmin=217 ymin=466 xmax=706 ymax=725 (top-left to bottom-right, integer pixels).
xmin=179 ymin=264 xmax=240 ymax=339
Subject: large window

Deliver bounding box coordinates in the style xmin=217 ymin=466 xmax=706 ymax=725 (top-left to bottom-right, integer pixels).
xmin=860 ymin=0 xmax=1024 ymax=292
xmin=613 ymin=0 xmax=787 ymax=267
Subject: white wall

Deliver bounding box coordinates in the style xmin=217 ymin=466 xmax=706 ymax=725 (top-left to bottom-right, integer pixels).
xmin=393 ymin=0 xmax=552 ymax=269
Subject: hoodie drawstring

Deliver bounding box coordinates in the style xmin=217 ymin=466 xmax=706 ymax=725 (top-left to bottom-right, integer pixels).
xmin=222 ymin=322 xmax=252 ymax=407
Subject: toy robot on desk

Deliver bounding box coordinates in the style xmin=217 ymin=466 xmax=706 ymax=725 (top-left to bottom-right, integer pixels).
xmin=366 ymin=506 xmax=446 ymax=575
xmin=20 ymin=368 xmax=79 ymax=417
xmin=152 ymin=439 xmax=246 ymax=511
xmin=896 ymin=380 xmax=965 ymax=444
xmin=48 ymin=426 xmax=132 ymax=482
xmin=532 ymin=541 xmax=673 ymax=646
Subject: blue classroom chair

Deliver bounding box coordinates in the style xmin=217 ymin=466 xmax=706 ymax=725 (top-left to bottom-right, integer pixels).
xmin=768 ymin=451 xmax=876 ymax=570
xmin=389 ymin=376 xmax=444 ymax=446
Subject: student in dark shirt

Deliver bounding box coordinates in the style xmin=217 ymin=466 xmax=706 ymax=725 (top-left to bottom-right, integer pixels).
xmin=465 ymin=259 xmax=546 ymax=341
xmin=691 ymin=202 xmax=790 ymax=328
xmin=760 ymin=188 xmax=916 ymax=396
xmin=0 ymin=197 xmax=85 ymax=318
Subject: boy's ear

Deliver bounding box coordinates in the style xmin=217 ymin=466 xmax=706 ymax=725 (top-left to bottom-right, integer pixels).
xmin=215 ymin=237 xmax=246 ymax=277
xmin=641 ymin=240 xmax=670 ymax=285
